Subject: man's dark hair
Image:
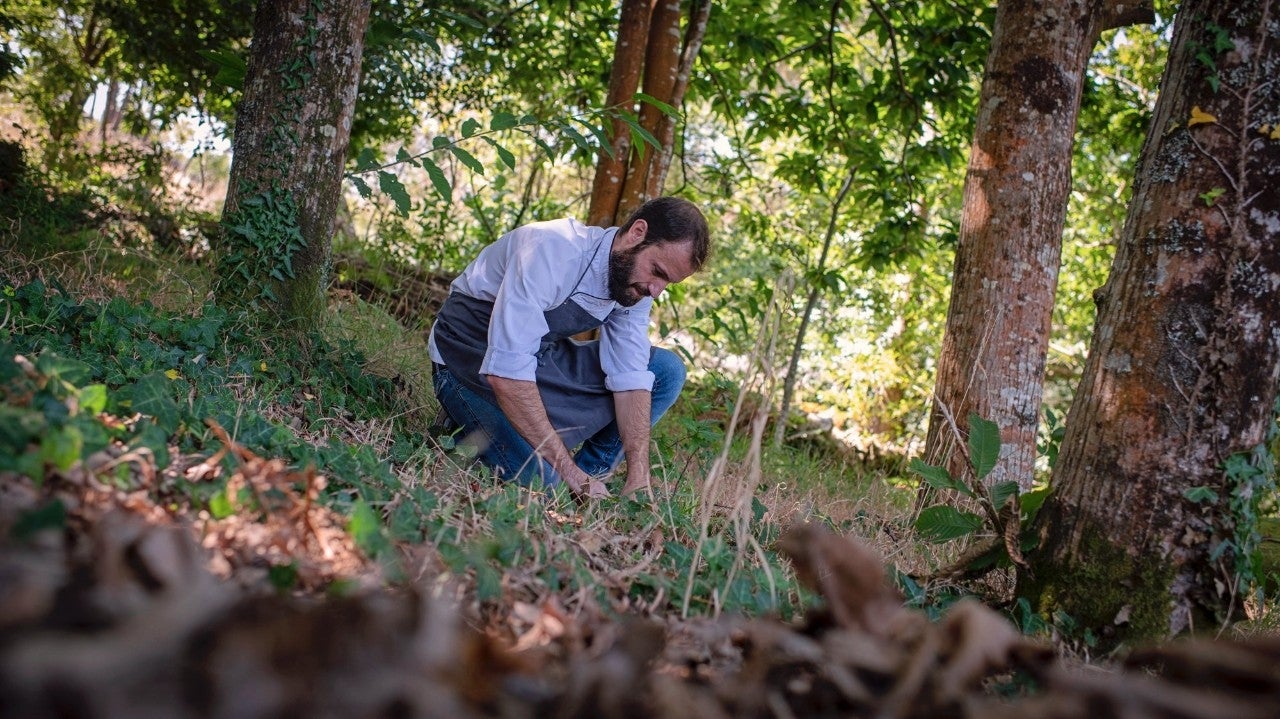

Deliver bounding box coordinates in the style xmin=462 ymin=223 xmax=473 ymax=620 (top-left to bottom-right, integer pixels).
xmin=618 ymin=196 xmax=711 ymax=271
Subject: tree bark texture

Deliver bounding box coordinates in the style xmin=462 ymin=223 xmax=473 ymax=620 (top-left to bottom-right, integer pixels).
xmin=923 ymin=0 xmax=1151 ymax=493
xmin=617 ymin=0 xmax=683 ymax=221
xmin=586 ymin=0 xmax=651 ymax=228
xmin=646 ymin=0 xmax=709 ymax=200
xmin=588 ymin=0 xmax=709 ymax=227
xmin=1025 ymin=0 xmax=1280 ymax=643
xmin=221 ymin=0 xmax=370 ymax=324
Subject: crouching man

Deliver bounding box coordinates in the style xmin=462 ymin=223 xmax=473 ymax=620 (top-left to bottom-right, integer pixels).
xmin=429 ymin=196 xmax=711 ymax=498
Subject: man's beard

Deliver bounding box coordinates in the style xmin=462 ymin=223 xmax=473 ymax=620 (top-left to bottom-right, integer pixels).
xmin=608 ymin=245 xmax=643 ymax=306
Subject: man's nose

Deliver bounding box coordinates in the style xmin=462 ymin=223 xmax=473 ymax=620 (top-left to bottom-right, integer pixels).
xmin=649 ymin=280 xmax=668 ymax=297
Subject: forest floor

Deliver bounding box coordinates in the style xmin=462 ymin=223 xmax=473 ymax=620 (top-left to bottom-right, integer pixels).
xmin=3 ymin=187 xmax=1280 ymax=718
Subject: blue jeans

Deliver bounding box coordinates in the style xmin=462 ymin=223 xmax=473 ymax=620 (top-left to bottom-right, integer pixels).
xmin=432 ymin=347 xmax=686 ymax=487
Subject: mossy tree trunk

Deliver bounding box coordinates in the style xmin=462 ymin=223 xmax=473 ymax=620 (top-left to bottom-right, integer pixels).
xmin=922 ymin=0 xmax=1152 ymax=494
xmin=1023 ymin=0 xmax=1280 ymax=645
xmin=219 ymin=0 xmax=371 ymax=325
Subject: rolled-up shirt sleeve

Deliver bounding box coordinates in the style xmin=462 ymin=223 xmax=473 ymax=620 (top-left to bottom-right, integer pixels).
xmin=599 ymin=299 xmax=655 ymax=392
xmin=479 ymin=232 xmax=570 ymax=381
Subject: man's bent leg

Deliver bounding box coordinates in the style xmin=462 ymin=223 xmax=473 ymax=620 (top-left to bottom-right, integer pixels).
xmin=574 ymin=347 xmax=687 ymax=476
xmin=432 ymin=364 xmax=562 ymax=487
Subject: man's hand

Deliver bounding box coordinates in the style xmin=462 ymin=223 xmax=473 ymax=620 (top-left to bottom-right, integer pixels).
xmin=620 ymin=471 xmax=650 ymax=497
xmin=561 ymin=465 xmax=611 ymax=500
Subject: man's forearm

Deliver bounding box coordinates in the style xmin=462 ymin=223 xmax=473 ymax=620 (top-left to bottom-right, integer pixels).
xmin=613 ymin=389 xmax=652 ymax=493
xmin=487 ymin=375 xmax=583 ymax=485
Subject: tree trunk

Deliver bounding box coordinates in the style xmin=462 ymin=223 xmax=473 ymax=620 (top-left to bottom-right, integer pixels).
xmin=588 ymin=0 xmax=709 ymax=227
xmin=1023 ymin=0 xmax=1280 ymax=645
xmin=586 ymin=0 xmax=651 ymax=228
xmin=922 ymin=0 xmax=1152 ymax=493
xmin=617 ymin=0 xmax=683 ymax=221
xmin=219 ymin=0 xmax=371 ymax=324
xmin=645 ymin=0 xmax=710 ymax=199
xmin=775 ymin=171 xmax=855 ymax=448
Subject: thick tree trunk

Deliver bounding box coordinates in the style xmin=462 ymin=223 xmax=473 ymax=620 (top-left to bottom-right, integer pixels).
xmin=1024 ymin=0 xmax=1280 ymax=645
xmin=586 ymin=0 xmax=651 ymax=228
xmin=219 ymin=0 xmax=370 ymax=324
xmin=922 ymin=0 xmax=1151 ymax=493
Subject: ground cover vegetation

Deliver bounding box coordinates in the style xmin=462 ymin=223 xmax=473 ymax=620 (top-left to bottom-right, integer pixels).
xmin=3 ymin=0 xmax=1280 ymax=715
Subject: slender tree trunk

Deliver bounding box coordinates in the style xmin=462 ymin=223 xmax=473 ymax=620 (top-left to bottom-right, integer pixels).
xmin=587 ymin=0 xmax=652 ymax=228
xmin=644 ymin=0 xmax=710 ymax=200
xmin=1023 ymin=0 xmax=1280 ymax=645
xmin=617 ymin=0 xmax=683 ymax=221
xmin=219 ymin=0 xmax=371 ymax=324
xmin=589 ymin=0 xmax=709 ymax=227
xmin=775 ymin=171 xmax=855 ymax=448
xmin=922 ymin=0 xmax=1152 ymax=493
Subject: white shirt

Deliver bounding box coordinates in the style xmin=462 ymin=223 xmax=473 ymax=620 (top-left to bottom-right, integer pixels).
xmin=428 ymin=218 xmax=656 ymax=392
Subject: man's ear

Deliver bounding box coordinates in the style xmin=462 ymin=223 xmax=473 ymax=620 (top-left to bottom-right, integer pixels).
xmin=617 ymin=219 xmax=647 ymax=250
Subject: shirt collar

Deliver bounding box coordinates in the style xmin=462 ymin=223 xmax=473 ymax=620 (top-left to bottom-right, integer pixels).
xmin=582 ymin=226 xmax=618 ymax=299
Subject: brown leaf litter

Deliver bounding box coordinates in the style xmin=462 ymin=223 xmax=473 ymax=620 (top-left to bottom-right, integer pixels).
xmin=4 ymin=478 xmax=1280 ymax=719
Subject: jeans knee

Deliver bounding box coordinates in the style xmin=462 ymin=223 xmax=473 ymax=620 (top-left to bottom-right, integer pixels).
xmin=650 ymin=347 xmax=686 ymax=392
xmin=649 ymin=348 xmax=686 ymax=416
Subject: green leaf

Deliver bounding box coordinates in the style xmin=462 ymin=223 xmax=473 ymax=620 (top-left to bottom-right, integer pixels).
xmin=129 ymin=372 xmax=181 ymax=434
xmin=1183 ymin=485 xmax=1219 ymax=504
xmin=908 ymin=458 xmax=974 ymax=497
xmin=635 ymin=91 xmax=679 ymax=117
xmin=0 ymin=405 xmax=45 ymax=455
xmin=531 ymin=135 xmax=556 ymax=159
xmin=12 ymin=499 xmax=66 ymax=540
xmin=378 ymin=171 xmax=412 ymax=216
xmin=577 ymin=119 xmax=614 ymax=158
xmin=968 ymin=413 xmax=1001 ymax=480
xmin=619 ymin=112 xmax=661 ymax=152
xmin=36 ymin=353 xmax=93 ymax=393
xmin=448 ymin=145 xmax=485 ymax=175
xmin=1199 ymin=187 xmax=1225 ymax=206
xmin=78 ymin=384 xmax=108 ymax=415
xmin=420 ymin=157 xmax=453 ymax=202
xmin=268 ymin=562 xmax=299 ymax=592
xmin=461 ymin=118 xmax=481 ymax=138
xmin=349 ymin=498 xmax=391 ymax=557
xmin=1019 ymin=485 xmax=1052 ymax=522
xmin=132 ymin=421 xmax=171 ymax=470
xmin=490 ymin=111 xmax=519 ymax=131
xmin=395 ymin=146 xmax=418 ymax=167
xmin=481 ymin=137 xmax=517 ymax=170
xmin=209 ymin=487 xmax=234 ymax=519
xmin=349 ymin=174 xmax=372 ymax=199
xmin=475 ymin=561 xmax=502 ymax=600
xmin=197 ymin=48 xmax=246 ymax=91
xmin=991 ymin=480 xmax=1019 ymax=510
xmin=557 ymin=122 xmax=593 ymax=154
xmin=629 ymin=126 xmax=647 ymax=159
xmin=40 ymin=424 xmax=83 ymax=471
xmin=354 ymin=147 xmax=380 ymax=172
xmin=915 ymin=505 xmax=984 ymax=543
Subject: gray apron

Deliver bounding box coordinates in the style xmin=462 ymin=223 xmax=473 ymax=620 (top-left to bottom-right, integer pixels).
xmin=432 ymin=289 xmax=620 ymax=449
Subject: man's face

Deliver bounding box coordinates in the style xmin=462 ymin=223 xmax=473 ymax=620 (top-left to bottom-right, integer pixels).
xmin=608 ymin=239 xmax=697 ymax=307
